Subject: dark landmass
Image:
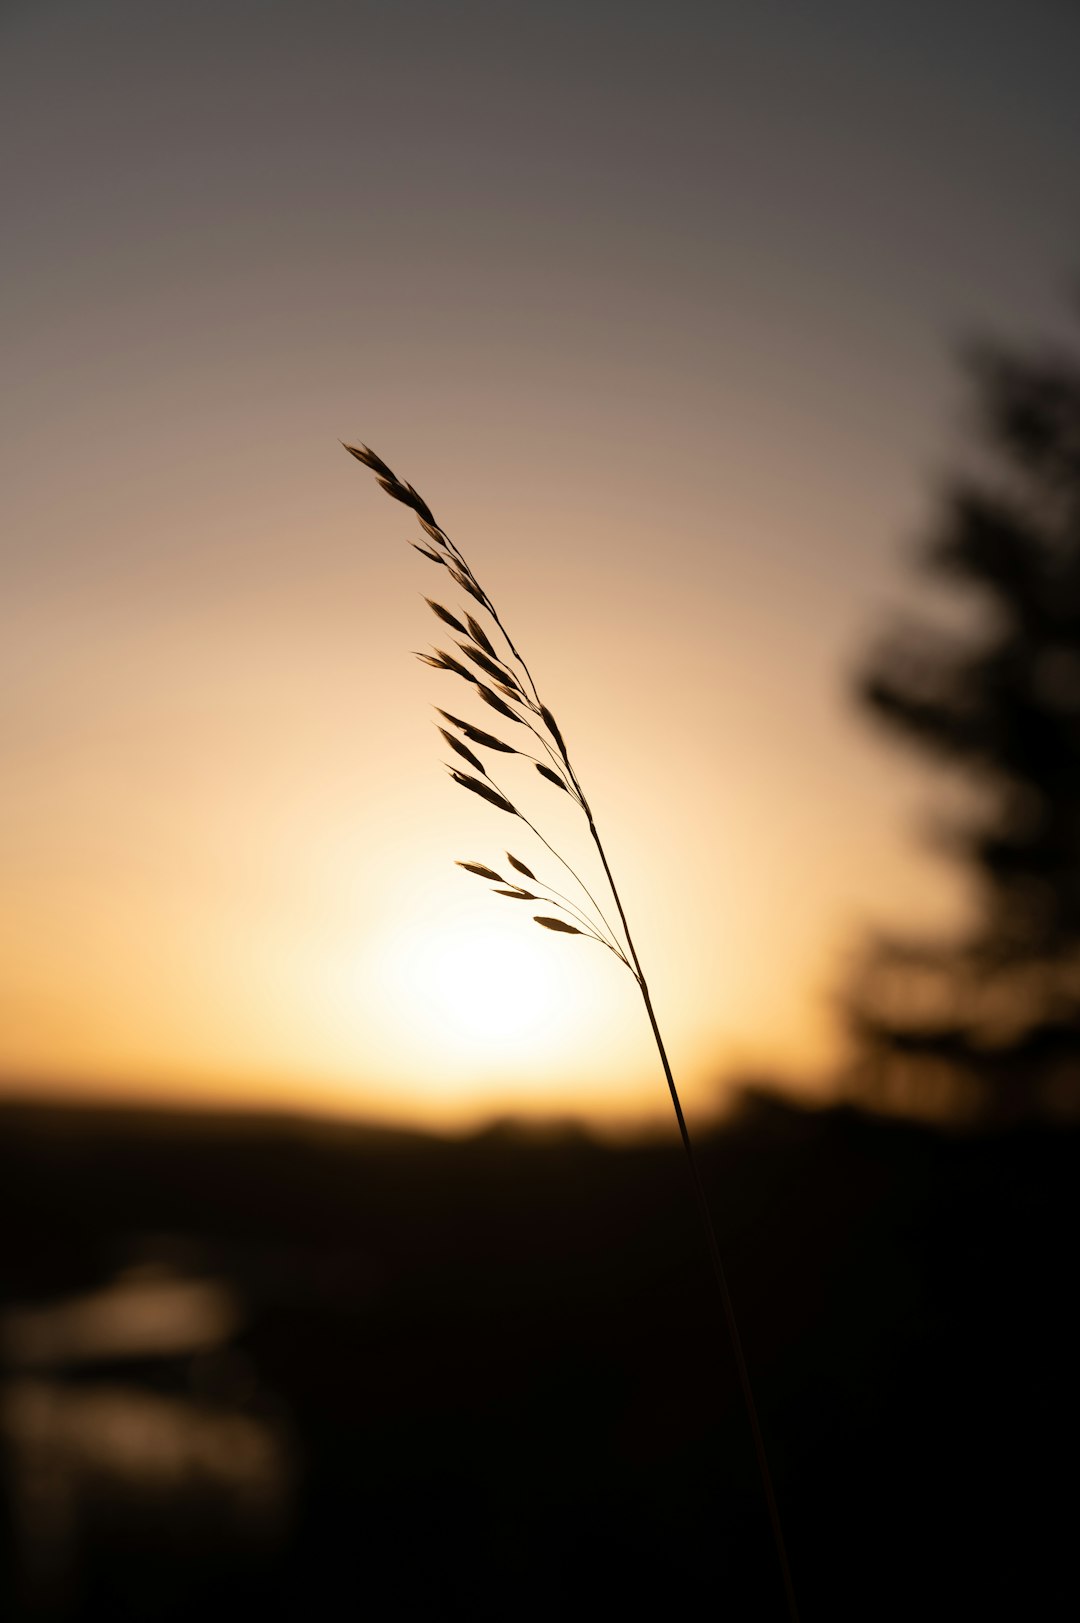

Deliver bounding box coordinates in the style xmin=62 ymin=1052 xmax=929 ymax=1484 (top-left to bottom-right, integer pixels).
xmin=0 ymin=1093 xmax=1075 ymax=1620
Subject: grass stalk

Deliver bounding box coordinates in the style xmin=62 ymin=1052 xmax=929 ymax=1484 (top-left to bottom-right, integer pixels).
xmin=345 ymin=441 xmax=799 ymax=1621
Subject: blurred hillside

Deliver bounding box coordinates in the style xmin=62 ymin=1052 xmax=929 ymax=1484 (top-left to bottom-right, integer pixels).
xmin=0 ymin=1097 xmax=1075 ymax=1620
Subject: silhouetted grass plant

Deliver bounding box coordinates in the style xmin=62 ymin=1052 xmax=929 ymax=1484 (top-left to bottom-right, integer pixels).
xmin=345 ymin=441 xmax=799 ymax=1621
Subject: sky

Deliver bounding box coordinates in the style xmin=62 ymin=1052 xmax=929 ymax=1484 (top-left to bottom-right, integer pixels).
xmin=3 ymin=0 xmax=1080 ymax=1132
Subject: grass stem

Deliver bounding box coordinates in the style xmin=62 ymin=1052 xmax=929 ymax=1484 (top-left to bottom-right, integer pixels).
xmin=591 ymin=815 xmax=801 ymax=1622
xmin=346 ymin=439 xmax=800 ymax=1620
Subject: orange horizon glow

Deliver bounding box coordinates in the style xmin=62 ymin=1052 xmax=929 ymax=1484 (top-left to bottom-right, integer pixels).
xmin=2 ymin=461 xmax=970 ymax=1131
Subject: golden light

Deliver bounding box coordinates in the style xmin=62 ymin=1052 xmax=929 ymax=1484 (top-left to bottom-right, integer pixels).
xmin=353 ymin=892 xmax=609 ymax=1089
xmin=405 ymin=920 xmax=557 ymax=1044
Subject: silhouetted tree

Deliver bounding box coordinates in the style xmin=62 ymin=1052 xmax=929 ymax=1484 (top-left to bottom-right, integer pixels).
xmin=848 ymin=310 xmax=1080 ymax=1123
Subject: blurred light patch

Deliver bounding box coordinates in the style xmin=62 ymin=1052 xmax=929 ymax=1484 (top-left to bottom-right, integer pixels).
xmin=0 ymin=1265 xmax=293 ymax=1617
xmin=1 ymin=1268 xmax=240 ymax=1370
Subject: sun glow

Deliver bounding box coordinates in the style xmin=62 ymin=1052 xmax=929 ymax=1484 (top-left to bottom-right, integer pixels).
xmin=362 ymin=899 xmax=603 ymax=1077
xmin=419 ymin=922 xmax=555 ymax=1042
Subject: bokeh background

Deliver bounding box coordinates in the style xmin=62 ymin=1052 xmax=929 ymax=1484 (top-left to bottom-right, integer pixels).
xmin=3 ymin=2 xmax=1078 ymax=1618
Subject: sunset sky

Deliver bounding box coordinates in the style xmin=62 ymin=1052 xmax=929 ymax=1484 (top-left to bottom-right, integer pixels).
xmin=4 ymin=0 xmax=1080 ymax=1130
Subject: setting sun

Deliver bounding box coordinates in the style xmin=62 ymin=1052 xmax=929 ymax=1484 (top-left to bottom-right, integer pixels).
xmin=347 ymin=887 xmax=622 ymax=1110
xmin=399 ymin=919 xmax=563 ymax=1044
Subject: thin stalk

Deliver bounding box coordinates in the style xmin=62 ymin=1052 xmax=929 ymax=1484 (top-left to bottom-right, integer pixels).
xmin=483 ymin=775 xmax=630 ymax=963
xmin=345 ymin=441 xmax=799 ymax=1619
xmin=532 ymin=876 xmax=627 ymax=958
xmin=585 ymin=815 xmax=801 ymax=1623
xmin=522 ymin=717 xmax=581 ymax=787
xmin=506 ymin=676 xmax=800 ymax=1617
xmin=514 ymin=810 xmax=629 ymax=963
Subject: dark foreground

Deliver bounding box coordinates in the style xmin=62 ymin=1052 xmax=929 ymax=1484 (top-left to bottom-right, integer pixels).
xmin=0 ymin=1094 xmax=1075 ymax=1621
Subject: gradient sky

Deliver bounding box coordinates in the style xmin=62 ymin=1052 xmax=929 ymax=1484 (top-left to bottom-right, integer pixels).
xmin=4 ymin=0 xmax=1080 ymax=1130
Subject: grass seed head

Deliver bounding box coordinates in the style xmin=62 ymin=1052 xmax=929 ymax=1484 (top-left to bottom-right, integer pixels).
xmin=438 ymin=727 xmax=487 ymax=775
xmin=342 ymin=442 xmax=394 ymax=479
xmin=426 ymin=649 xmax=474 ymax=682
xmin=448 ymin=566 xmax=487 ymax=606
xmin=477 ymin=684 xmax=524 ymax=724
xmin=456 ymin=861 xmax=504 ymax=881
xmin=426 ymin=599 xmax=469 ymax=635
xmin=457 ymin=641 xmax=520 ymax=690
xmin=449 ymin=770 xmax=517 ymax=815
xmin=436 ymin=710 xmax=517 ymax=754
xmin=540 ymin=704 xmax=570 ymax=762
xmin=465 ymin=615 xmax=497 ymax=657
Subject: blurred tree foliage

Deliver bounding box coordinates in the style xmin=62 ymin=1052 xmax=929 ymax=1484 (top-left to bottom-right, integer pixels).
xmin=849 ymin=309 xmax=1080 ymax=1123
